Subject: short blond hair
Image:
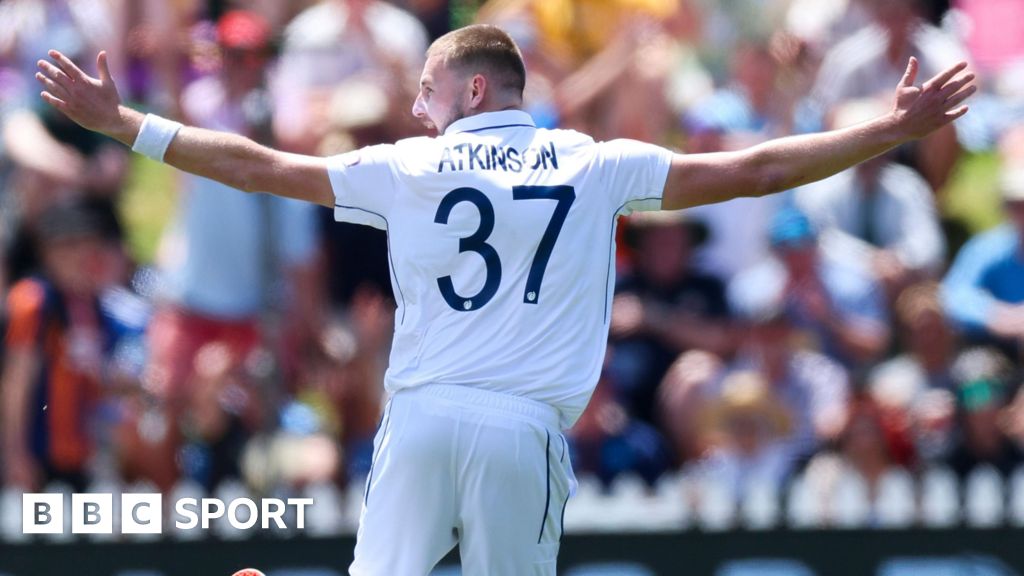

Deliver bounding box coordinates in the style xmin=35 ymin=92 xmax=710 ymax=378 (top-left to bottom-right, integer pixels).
xmin=426 ymin=24 xmax=526 ymax=96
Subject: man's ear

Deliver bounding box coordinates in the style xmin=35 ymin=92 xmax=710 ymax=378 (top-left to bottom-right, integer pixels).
xmin=469 ymin=74 xmax=487 ymax=109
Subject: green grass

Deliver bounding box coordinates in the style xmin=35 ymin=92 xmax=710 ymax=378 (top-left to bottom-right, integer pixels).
xmin=120 ymin=155 xmax=177 ymax=265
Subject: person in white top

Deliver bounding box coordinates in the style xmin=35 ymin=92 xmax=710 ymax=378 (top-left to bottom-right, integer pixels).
xmin=36 ymin=24 xmax=974 ymax=575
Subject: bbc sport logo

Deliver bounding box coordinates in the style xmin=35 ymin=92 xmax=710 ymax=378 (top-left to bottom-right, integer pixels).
xmin=22 ymin=493 xmax=314 ymax=534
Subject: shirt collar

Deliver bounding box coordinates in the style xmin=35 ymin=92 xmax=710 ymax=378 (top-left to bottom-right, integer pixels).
xmin=443 ymin=110 xmax=536 ymax=135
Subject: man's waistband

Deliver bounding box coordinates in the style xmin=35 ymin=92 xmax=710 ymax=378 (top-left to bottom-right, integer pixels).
xmin=395 ymin=384 xmax=561 ymax=430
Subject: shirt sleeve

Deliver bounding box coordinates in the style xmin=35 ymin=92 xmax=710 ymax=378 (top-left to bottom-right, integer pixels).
xmin=5 ymin=279 xmax=45 ymax=349
xmin=942 ymin=233 xmax=1002 ymax=332
xmin=326 ymin=144 xmax=400 ymax=229
xmin=596 ymin=139 xmax=674 ymax=215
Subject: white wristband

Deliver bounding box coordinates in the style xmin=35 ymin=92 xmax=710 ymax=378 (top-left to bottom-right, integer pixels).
xmin=131 ymin=113 xmax=183 ymax=162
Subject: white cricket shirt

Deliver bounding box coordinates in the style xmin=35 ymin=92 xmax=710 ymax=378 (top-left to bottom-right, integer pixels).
xmin=327 ymin=110 xmax=672 ymax=429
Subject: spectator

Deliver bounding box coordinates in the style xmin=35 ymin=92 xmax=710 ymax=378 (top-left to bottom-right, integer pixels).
xmin=298 ymin=288 xmax=392 ymax=483
xmin=946 ymin=347 xmax=1023 ymax=478
xmin=685 ymin=41 xmax=801 ymax=281
xmin=869 ymin=283 xmax=959 ymax=462
xmin=730 ymin=205 xmax=890 ymax=370
xmin=812 ymin=0 xmax=968 ymax=189
xmin=696 ymin=370 xmax=796 ymax=503
xmin=724 ymin=257 xmax=851 ymax=468
xmin=1 ymin=203 xmax=111 ymax=491
xmin=657 ymin=349 xmax=723 ymax=466
xmin=1002 ymin=382 xmax=1024 ymax=455
xmin=473 ymin=1 xmax=570 ymax=131
xmin=0 ymin=0 xmax=123 ymax=89
xmin=802 ymin=397 xmax=915 ymax=525
xmin=1 ymin=0 xmax=129 ymax=286
xmin=145 ymin=10 xmax=320 ymax=490
xmin=272 ymin=0 xmax=427 ymax=310
xmin=780 ymin=0 xmax=873 ymax=57
xmin=479 ymin=0 xmax=692 ymax=140
xmin=797 ymin=99 xmax=946 ymax=296
xmin=2 ymin=99 xmax=128 ymax=289
xmin=685 ymin=41 xmax=800 ymax=145
xmin=814 ymin=0 xmax=966 ymax=111
xmin=942 ymin=166 xmax=1024 ymax=360
xmin=271 ymin=0 xmax=429 ymax=153
xmin=609 ymin=210 xmax=732 ymax=424
xmin=173 ymin=341 xmax=262 ymax=490
xmin=870 ymin=282 xmax=957 ymax=397
xmin=568 ymin=366 xmax=673 ymax=488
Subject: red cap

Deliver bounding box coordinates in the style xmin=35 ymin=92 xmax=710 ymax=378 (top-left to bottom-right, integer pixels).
xmin=217 ymin=10 xmax=270 ymax=51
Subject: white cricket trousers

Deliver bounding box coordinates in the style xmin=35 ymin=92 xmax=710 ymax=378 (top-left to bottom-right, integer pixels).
xmin=349 ymin=383 xmax=576 ymax=576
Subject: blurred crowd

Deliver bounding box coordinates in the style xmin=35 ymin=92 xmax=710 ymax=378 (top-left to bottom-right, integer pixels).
xmin=2 ymin=0 xmax=1024 ymax=527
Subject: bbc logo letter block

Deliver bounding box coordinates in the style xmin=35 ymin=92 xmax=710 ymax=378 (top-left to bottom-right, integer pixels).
xmin=23 ymin=493 xmax=163 ymax=535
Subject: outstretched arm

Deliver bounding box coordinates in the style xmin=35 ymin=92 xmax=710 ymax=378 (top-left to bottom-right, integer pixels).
xmin=663 ymin=58 xmax=975 ymax=210
xmin=36 ymin=50 xmax=334 ymax=207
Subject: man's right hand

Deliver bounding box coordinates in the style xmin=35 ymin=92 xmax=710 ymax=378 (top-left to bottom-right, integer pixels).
xmin=889 ymin=57 xmax=974 ymax=142
xmin=36 ymin=50 xmax=141 ymax=145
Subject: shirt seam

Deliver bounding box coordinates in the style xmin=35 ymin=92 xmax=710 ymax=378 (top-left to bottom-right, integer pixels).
xmin=334 ymin=203 xmax=407 ymax=325
xmin=605 ymin=196 xmax=662 ymax=322
xmin=456 ymin=123 xmax=535 ymax=134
